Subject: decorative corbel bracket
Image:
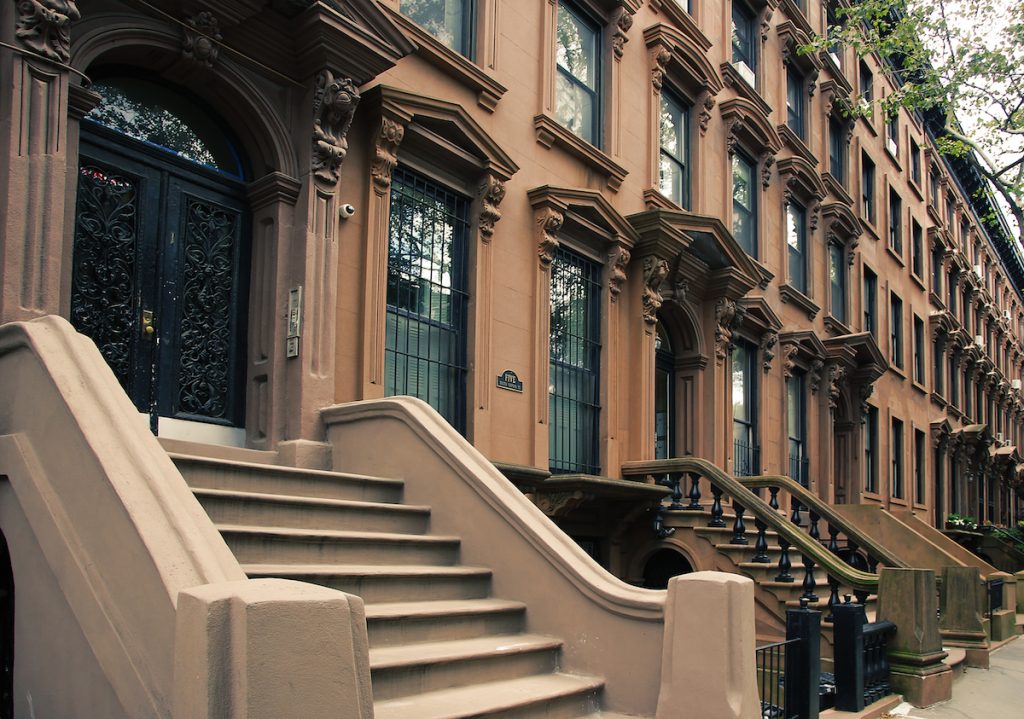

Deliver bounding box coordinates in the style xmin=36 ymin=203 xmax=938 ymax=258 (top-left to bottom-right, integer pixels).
xmin=477 ymin=175 xmax=506 ymax=242
xmin=15 ymin=0 xmax=80 ymax=63
xmin=642 ymin=256 xmax=669 ymax=325
xmin=312 ymin=69 xmax=361 ymax=185
xmin=370 ymin=116 xmax=406 ymax=192
xmin=607 ymin=244 xmax=631 ymax=301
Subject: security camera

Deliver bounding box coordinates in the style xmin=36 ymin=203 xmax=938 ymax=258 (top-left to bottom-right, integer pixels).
xmin=340 ymin=203 xmax=356 ymax=219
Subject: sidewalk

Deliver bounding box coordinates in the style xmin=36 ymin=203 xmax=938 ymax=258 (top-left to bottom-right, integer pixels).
xmin=887 ymin=636 xmax=1023 ymax=718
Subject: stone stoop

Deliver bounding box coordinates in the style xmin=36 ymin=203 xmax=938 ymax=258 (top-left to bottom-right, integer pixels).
xmin=819 ymin=693 xmax=902 ymax=719
xmin=665 ymin=509 xmax=877 ymax=653
xmin=171 ymin=452 xmax=633 ymax=719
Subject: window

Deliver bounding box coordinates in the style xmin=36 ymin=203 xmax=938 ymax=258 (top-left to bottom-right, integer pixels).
xmin=731 ymin=2 xmax=757 ymax=79
xmin=787 ymin=202 xmax=808 ymax=294
xmin=863 ymin=267 xmax=877 ymax=337
xmin=654 ymin=323 xmax=674 ymax=460
xmin=732 ymin=151 xmax=757 ymax=256
xmin=913 ymin=315 xmax=925 ymax=384
xmin=945 ymin=192 xmax=954 ymax=227
xmin=950 ymin=459 xmax=960 ymax=513
xmin=948 ymin=352 xmax=959 ymax=407
xmin=886 ymin=112 xmax=899 ymax=156
xmin=865 ymin=405 xmax=878 ymax=493
xmin=829 ymin=117 xmax=845 ymax=184
xmin=385 ymin=167 xmax=470 ymax=431
xmin=859 ymin=61 xmax=873 ymax=107
xmin=556 ymin=1 xmax=601 ymax=144
xmin=861 ymin=153 xmax=875 ymax=224
xmin=910 ymin=139 xmax=921 ymax=185
xmin=400 ymin=0 xmax=473 ymax=56
xmin=787 ymin=65 xmax=806 ymax=139
xmin=829 ymin=242 xmax=846 ymax=324
xmin=947 ymin=271 xmax=957 ymax=313
xmin=659 ymin=90 xmax=690 ymax=208
xmin=732 ymin=341 xmax=759 ymax=475
xmin=787 ymin=371 xmax=808 ymax=487
xmin=930 ymin=168 xmax=940 ymax=210
xmin=891 ymin=417 xmax=904 ymax=499
xmin=890 ymin=292 xmax=903 ymax=369
xmin=888 ymin=188 xmax=902 ymax=255
xmin=825 ymin=3 xmax=844 ymax=70
xmin=549 ymin=245 xmax=602 ymax=474
xmin=911 ymin=219 xmax=923 ymax=278
xmin=933 ymin=339 xmax=944 ymax=395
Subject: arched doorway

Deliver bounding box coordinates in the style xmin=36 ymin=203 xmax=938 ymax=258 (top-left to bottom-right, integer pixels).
xmin=0 ymin=531 xmax=13 ymax=719
xmin=71 ymin=74 xmax=250 ymax=431
xmin=642 ymin=548 xmax=693 ymax=589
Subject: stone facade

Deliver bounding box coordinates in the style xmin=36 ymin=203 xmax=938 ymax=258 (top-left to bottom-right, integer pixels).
xmin=2 ymin=0 xmax=1023 ymax=577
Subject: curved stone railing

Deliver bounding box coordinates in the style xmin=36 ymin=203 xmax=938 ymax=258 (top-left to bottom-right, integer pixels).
xmin=737 ymin=474 xmax=907 ymax=572
xmin=622 ymin=458 xmax=881 ymax=609
xmin=323 ymin=398 xmax=673 ymax=714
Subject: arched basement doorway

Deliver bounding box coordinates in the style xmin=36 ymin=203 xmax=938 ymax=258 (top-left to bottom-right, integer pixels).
xmin=641 ymin=548 xmax=694 ymax=589
xmin=71 ymin=73 xmax=250 ymax=432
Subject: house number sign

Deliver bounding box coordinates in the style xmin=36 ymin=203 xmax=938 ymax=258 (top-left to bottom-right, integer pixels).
xmin=496 ymin=369 xmax=523 ymax=393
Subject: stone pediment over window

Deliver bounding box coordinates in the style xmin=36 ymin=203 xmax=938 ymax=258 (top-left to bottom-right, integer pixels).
xmin=368 ymin=86 xmax=519 ymax=182
xmin=645 ymin=23 xmax=723 ymax=116
xmin=778 ymin=155 xmax=826 ymax=209
xmin=821 ymin=202 xmax=861 ymax=252
xmin=720 ymin=97 xmax=782 ymax=162
xmin=628 ymin=208 xmax=761 ymax=301
xmin=737 ymin=296 xmax=783 ymax=372
xmin=284 ymin=0 xmax=416 ymax=84
xmin=779 ymin=330 xmax=827 ymax=391
xmin=777 ymin=19 xmax=821 ymax=77
xmin=928 ymin=225 xmax=953 ymax=254
xmin=647 ymin=0 xmax=713 ymax=49
xmin=930 ymin=310 xmax=959 ymax=341
xmin=823 ymin=332 xmax=887 ymax=413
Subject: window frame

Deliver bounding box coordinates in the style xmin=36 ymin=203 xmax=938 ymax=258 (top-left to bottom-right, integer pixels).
xmin=786 ymin=64 xmax=807 ymax=140
xmin=787 ymin=370 xmax=808 ymax=487
xmin=731 ymin=1 xmax=758 ymax=78
xmin=890 ymin=291 xmax=904 ymax=370
xmin=861 ymin=153 xmax=876 ymax=225
xmin=829 ymin=116 xmax=846 ymax=186
xmin=829 ymin=240 xmax=847 ymax=325
xmin=399 ymin=0 xmax=476 ymax=59
xmin=787 ymin=200 xmax=809 ymax=295
xmin=732 ymin=148 xmax=758 ymax=257
xmin=555 ymin=0 xmax=603 ymax=146
xmin=891 ymin=415 xmax=905 ymax=500
xmin=865 ymin=405 xmax=879 ymax=494
xmin=888 ymin=187 xmax=903 ymax=256
xmin=732 ymin=339 xmax=760 ymax=476
xmin=658 ymin=88 xmax=691 ymax=209
xmin=863 ymin=266 xmax=878 ymax=338
xmin=913 ymin=314 xmax=926 ymax=385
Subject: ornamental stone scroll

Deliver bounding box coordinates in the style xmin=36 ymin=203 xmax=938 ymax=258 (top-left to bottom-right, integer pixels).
xmin=15 ymin=0 xmax=80 ymax=63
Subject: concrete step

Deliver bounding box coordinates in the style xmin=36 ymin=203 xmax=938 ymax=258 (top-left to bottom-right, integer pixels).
xmin=373 ymin=673 xmax=604 ymax=719
xmin=219 ymin=525 xmax=460 ymax=565
xmin=242 ymin=563 xmax=493 ymax=603
xmin=194 ymin=487 xmax=431 ymax=534
xmin=366 ymin=598 xmax=526 ymax=647
xmin=172 ymin=453 xmax=404 ymax=504
xmin=370 ymin=634 xmax=562 ymax=701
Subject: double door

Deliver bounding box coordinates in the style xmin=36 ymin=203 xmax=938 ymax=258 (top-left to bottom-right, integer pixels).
xmin=71 ymin=127 xmax=248 ymax=427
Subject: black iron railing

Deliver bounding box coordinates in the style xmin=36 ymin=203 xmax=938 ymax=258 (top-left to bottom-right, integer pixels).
xmin=987 ymin=578 xmax=1004 ymax=618
xmin=733 ymin=438 xmax=761 ymax=476
xmin=832 ymin=598 xmax=896 ymax=711
xmin=756 ymin=639 xmax=795 ymax=719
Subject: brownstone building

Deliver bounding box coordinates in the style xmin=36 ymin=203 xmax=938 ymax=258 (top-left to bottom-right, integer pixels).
xmin=1 ymin=0 xmax=1022 ymax=716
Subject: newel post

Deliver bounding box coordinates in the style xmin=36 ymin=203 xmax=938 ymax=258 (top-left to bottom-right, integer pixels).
xmin=785 ymin=599 xmax=821 ymax=719
xmin=656 ymin=572 xmax=760 ymax=719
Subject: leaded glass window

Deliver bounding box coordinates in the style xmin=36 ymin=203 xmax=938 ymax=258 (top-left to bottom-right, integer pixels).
xmin=556 ymin=1 xmax=600 ymax=144
xmin=550 ymin=246 xmax=601 ymax=474
xmin=385 ymin=167 xmax=469 ymax=431
xmin=732 ymin=151 xmax=756 ymax=256
xmin=400 ymin=0 xmax=473 ymax=56
xmin=659 ymin=91 xmax=690 ymax=208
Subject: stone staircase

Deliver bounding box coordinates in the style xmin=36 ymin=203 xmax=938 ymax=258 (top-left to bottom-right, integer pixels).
xmin=662 ymin=507 xmax=877 ymax=655
xmin=171 ymin=451 xmax=638 ymax=719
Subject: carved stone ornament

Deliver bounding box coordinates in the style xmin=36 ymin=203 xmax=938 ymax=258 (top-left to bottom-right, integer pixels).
xmin=699 ymin=93 xmax=716 ymax=136
xmin=760 ymin=152 xmax=775 ymax=190
xmin=531 ymin=490 xmax=589 ymax=518
xmin=536 ymin=207 xmax=564 ymax=267
xmin=760 ymin=331 xmax=778 ymax=373
xmin=714 ymin=298 xmax=745 ymax=361
xmin=726 ymin=118 xmax=745 ymax=157
xmin=809 ymin=359 xmax=824 ymax=393
xmin=810 ymin=202 xmax=821 ymax=232
xmin=15 ymin=0 xmax=80 ymax=63
xmin=371 ymin=117 xmax=405 ymax=192
xmin=607 ymin=245 xmax=631 ymax=301
xmin=761 ymin=8 xmax=774 ymax=43
xmin=477 ymin=175 xmax=506 ymax=242
xmin=182 ymin=11 xmax=222 ymax=67
xmin=312 ymin=70 xmax=361 ymax=185
xmin=642 ymin=256 xmax=669 ymax=325
xmin=858 ymin=383 xmax=874 ymax=421
xmin=782 ymin=341 xmax=800 ymax=378
xmin=652 ymin=48 xmax=672 ymax=94
xmin=828 ymin=365 xmax=846 ymax=410
xmin=612 ymin=8 xmax=633 ymax=59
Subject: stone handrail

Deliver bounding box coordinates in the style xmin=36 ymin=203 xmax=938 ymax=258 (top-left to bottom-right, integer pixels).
xmin=736 ymin=474 xmax=907 ymax=570
xmin=622 ymin=457 xmax=880 ymax=594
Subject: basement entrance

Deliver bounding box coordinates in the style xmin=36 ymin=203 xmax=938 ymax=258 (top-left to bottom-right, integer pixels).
xmin=71 ymin=75 xmax=250 ymax=431
xmin=642 ymin=548 xmax=693 ymax=589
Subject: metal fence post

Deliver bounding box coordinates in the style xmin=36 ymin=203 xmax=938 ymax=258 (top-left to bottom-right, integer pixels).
xmin=785 ymin=598 xmax=821 ymax=719
xmin=832 ymin=597 xmax=867 ymax=712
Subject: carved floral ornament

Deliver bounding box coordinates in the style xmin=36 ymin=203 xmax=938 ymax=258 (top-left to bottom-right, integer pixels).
xmin=612 ymin=7 xmax=633 ymax=59
xmin=15 ymin=0 xmax=79 ymax=63
xmin=536 ymin=207 xmax=564 ymax=268
xmin=182 ymin=11 xmax=222 ymax=67
xmin=642 ymin=256 xmax=669 ymax=325
xmin=370 ymin=116 xmax=405 ymax=191
xmin=477 ymin=175 xmax=506 ymax=242
xmin=312 ymin=69 xmax=361 ymax=185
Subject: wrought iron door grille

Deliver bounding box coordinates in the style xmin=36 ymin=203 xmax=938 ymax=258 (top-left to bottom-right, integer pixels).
xmin=385 ymin=167 xmax=469 ymax=433
xmin=549 ymin=246 xmax=601 ymax=474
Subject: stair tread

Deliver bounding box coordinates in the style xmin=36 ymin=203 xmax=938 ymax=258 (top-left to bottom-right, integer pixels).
xmin=370 ymin=634 xmax=561 ymax=669
xmin=171 ymin=453 xmax=404 ymax=486
xmin=243 ymin=562 xmax=491 ymax=578
xmin=373 ymin=673 xmax=603 ymax=719
xmin=193 ymin=487 xmax=429 ymax=513
xmin=366 ymin=598 xmax=524 ymax=621
xmin=216 ymin=524 xmax=459 ymax=544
